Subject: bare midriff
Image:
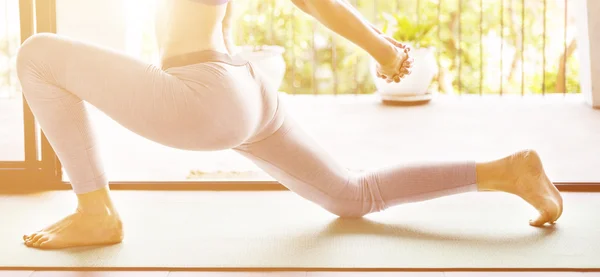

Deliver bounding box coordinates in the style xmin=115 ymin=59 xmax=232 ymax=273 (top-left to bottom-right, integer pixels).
xmin=155 ymin=0 xmax=229 ymax=65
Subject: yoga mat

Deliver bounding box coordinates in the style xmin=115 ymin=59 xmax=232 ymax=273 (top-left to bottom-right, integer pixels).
xmin=0 ymin=190 xmax=598 ymax=269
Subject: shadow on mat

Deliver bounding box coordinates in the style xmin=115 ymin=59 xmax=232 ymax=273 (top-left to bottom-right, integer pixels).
xmin=311 ymin=217 xmax=559 ymax=245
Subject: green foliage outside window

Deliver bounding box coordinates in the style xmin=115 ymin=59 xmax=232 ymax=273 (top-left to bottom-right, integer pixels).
xmin=232 ymin=0 xmax=581 ymax=95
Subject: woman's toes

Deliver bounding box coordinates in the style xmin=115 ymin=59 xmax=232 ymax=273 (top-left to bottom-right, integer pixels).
xmin=31 ymin=232 xmax=44 ymax=242
xmin=33 ymin=236 xmax=50 ymax=248
xmin=28 ymin=232 xmax=45 ymax=246
xmin=529 ymin=210 xmax=551 ymax=227
xmin=529 ymin=217 xmax=546 ymax=227
xmin=38 ymin=239 xmax=53 ymax=249
xmin=23 ymin=232 xmax=37 ymax=241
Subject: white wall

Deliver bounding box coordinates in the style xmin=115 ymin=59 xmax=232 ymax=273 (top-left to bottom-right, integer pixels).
xmin=575 ymin=0 xmax=600 ymax=108
xmin=55 ymin=0 xmax=127 ymax=51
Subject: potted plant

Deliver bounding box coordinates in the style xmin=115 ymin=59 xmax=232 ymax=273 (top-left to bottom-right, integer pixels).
xmin=371 ymin=13 xmax=438 ymax=104
xmin=224 ymin=1 xmax=287 ymax=91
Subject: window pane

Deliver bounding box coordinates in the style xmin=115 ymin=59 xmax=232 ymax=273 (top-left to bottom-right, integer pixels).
xmin=0 ymin=0 xmax=24 ymax=162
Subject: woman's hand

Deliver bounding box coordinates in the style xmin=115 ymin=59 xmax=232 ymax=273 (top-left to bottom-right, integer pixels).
xmin=368 ymin=24 xmax=413 ymax=83
xmin=374 ymin=34 xmax=413 ymax=83
xmin=368 ymin=19 xmax=414 ymax=82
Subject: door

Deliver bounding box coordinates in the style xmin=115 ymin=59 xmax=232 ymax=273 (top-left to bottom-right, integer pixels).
xmin=0 ymin=0 xmax=62 ymax=192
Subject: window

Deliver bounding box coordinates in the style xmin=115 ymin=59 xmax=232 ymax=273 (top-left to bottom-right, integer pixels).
xmin=3 ymin=0 xmax=597 ymax=191
xmin=0 ymin=0 xmax=25 ymax=163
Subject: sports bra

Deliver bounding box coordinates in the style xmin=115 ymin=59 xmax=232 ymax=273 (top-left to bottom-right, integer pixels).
xmin=194 ymin=0 xmax=230 ymax=5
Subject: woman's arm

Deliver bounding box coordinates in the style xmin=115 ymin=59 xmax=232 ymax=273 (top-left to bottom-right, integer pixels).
xmin=292 ymin=0 xmax=382 ymax=34
xmin=289 ymin=0 xmax=404 ymax=70
xmin=295 ymin=0 xmax=410 ymax=51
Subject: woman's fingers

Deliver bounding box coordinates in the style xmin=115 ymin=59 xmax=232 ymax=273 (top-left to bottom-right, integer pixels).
xmin=400 ymin=66 xmax=412 ymax=75
xmin=374 ymin=36 xmax=415 ymax=83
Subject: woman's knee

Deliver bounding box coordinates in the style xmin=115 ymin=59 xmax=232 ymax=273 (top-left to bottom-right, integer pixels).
xmin=16 ymin=33 xmax=61 ymax=77
xmin=320 ymin=192 xmax=371 ymax=219
xmin=321 ymin=175 xmax=387 ymax=218
xmin=325 ymin=204 xmax=368 ymax=218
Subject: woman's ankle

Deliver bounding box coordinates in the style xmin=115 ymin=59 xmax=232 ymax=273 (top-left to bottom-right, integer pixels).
xmin=475 ymin=158 xmax=509 ymax=191
xmin=76 ymin=185 xmax=116 ymax=214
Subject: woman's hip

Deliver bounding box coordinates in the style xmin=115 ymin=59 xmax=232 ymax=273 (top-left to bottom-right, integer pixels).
xmin=157 ymin=54 xmax=284 ymax=150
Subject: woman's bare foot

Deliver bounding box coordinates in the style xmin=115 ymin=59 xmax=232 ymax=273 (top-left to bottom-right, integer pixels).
xmin=23 ymin=186 xmax=123 ymax=249
xmin=477 ymin=150 xmax=563 ymax=227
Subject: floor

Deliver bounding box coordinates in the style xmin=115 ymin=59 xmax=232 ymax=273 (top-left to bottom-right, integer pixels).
xmin=1 ymin=191 xmax=599 ymax=272
xmin=2 ymin=93 xmax=599 ymax=183
xmin=0 ymin=271 xmax=599 ymax=276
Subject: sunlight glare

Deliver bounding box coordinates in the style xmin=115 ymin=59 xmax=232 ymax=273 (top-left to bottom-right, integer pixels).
xmin=124 ymin=0 xmax=159 ymax=63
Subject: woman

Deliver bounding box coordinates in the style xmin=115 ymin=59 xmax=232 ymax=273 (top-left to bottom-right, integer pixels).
xmin=17 ymin=0 xmax=562 ymax=249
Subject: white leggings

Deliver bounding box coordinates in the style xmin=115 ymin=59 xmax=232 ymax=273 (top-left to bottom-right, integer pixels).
xmin=16 ymin=33 xmax=478 ymax=217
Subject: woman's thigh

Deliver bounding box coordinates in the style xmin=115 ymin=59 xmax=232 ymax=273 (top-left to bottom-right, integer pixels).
xmin=17 ymin=33 xmax=268 ymax=150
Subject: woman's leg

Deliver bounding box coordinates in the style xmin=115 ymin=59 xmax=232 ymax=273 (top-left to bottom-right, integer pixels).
xmin=234 ymin=112 xmax=563 ymax=225
xmin=15 ymin=33 xmax=222 ymax=249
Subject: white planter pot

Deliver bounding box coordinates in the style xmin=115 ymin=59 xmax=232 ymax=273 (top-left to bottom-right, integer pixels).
xmin=238 ymin=45 xmax=286 ymax=91
xmin=370 ymin=46 xmax=438 ymax=103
